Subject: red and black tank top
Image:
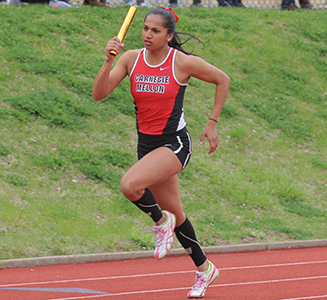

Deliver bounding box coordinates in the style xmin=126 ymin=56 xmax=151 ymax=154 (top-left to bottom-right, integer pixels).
xmin=129 ymin=48 xmax=187 ymax=135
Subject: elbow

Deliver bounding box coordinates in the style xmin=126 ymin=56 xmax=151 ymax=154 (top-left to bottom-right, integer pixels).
xmin=224 ymin=73 xmax=231 ymax=85
xmin=216 ymin=71 xmax=230 ymax=90
xmin=92 ymin=84 xmax=110 ymax=101
xmin=222 ymin=73 xmax=231 ymax=90
xmin=92 ymin=85 xmax=101 ymax=101
xmin=92 ymin=93 xmax=103 ymax=102
xmin=92 ymin=81 xmax=105 ymax=101
xmin=92 ymin=87 xmax=106 ymax=101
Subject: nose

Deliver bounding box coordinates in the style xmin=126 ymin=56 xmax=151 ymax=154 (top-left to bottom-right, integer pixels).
xmin=145 ymin=31 xmax=152 ymax=39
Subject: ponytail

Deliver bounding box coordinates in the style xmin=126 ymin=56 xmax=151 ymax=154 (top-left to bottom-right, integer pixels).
xmin=145 ymin=7 xmax=204 ymax=56
xmin=169 ymin=31 xmax=204 ymax=55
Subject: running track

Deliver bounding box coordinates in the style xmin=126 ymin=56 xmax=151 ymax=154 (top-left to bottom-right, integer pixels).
xmin=1 ymin=247 xmax=327 ymax=300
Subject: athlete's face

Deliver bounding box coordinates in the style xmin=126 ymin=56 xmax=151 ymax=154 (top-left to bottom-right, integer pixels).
xmin=142 ymin=14 xmax=173 ymax=50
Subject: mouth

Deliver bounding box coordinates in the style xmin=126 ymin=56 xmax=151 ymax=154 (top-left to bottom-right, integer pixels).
xmin=144 ymin=40 xmax=152 ymax=46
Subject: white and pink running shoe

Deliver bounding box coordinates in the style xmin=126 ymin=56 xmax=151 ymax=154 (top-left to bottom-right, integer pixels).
xmin=153 ymin=210 xmax=176 ymax=259
xmin=187 ymin=260 xmax=219 ymax=298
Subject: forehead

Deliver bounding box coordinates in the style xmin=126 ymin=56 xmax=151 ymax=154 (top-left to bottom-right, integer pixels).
xmin=144 ymin=14 xmax=166 ymax=28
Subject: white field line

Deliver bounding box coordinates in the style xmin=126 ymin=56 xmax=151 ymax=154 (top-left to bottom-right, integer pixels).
xmin=1 ymin=260 xmax=327 ymax=288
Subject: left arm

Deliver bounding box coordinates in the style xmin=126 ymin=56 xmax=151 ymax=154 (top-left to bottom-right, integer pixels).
xmin=176 ymin=54 xmax=230 ymax=154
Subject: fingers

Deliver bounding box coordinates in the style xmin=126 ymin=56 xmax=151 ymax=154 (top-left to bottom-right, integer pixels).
xmin=208 ymin=137 xmax=218 ymax=155
xmin=105 ymin=37 xmax=124 ymax=60
xmin=200 ymin=131 xmax=205 ymax=145
xmin=200 ymin=128 xmax=219 ymax=155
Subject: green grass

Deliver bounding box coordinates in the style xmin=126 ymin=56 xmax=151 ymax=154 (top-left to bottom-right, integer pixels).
xmin=0 ymin=5 xmax=326 ymax=260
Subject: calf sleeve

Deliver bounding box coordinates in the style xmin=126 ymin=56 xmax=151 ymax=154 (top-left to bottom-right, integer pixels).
xmin=132 ymin=188 xmax=163 ymax=223
xmin=175 ymin=217 xmax=207 ymax=267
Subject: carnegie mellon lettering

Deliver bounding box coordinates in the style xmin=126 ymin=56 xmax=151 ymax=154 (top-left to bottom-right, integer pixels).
xmin=136 ymin=84 xmax=165 ymax=93
xmin=134 ymin=74 xmax=170 ymax=84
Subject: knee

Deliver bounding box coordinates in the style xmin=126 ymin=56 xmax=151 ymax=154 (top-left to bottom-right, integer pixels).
xmin=175 ymin=213 xmax=187 ymax=227
xmin=120 ymin=176 xmax=140 ymax=201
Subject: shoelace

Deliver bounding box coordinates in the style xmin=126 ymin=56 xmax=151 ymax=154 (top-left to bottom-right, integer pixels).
xmin=153 ymin=226 xmax=164 ymax=246
xmin=192 ymin=272 xmax=207 ymax=289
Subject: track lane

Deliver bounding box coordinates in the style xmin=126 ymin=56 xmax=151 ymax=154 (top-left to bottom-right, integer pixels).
xmin=1 ymin=247 xmax=327 ymax=300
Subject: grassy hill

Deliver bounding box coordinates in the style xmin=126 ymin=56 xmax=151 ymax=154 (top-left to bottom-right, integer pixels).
xmin=0 ymin=5 xmax=326 ymax=260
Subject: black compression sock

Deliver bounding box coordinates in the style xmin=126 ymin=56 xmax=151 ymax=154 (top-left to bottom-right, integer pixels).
xmin=132 ymin=188 xmax=163 ymax=223
xmin=175 ymin=217 xmax=207 ymax=267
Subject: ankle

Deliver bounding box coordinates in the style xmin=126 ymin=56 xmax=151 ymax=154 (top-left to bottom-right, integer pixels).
xmin=197 ymin=259 xmax=209 ymax=272
xmin=155 ymin=213 xmax=167 ymax=226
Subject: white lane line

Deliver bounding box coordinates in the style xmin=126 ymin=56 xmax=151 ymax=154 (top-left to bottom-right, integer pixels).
xmin=0 ymin=270 xmax=193 ymax=288
xmin=1 ymin=260 xmax=326 ymax=288
xmin=47 ymin=287 xmax=190 ymax=300
xmin=43 ymin=275 xmax=327 ymax=300
xmin=213 ymin=275 xmax=327 ymax=287
xmin=220 ymin=260 xmax=327 ymax=271
xmin=278 ymin=295 xmax=327 ymax=300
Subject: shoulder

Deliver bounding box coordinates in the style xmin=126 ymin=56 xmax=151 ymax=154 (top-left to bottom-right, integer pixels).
xmin=174 ymin=50 xmax=209 ymax=79
xmin=121 ymin=49 xmax=142 ymax=60
xmin=116 ymin=49 xmax=143 ymax=71
xmin=173 ymin=49 xmax=228 ymax=84
xmin=175 ymin=50 xmax=206 ymax=70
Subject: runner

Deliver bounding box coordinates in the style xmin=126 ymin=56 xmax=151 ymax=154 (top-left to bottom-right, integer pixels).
xmin=92 ymin=7 xmax=230 ymax=298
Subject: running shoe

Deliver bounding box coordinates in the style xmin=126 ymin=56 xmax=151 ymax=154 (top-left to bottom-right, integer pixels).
xmin=187 ymin=260 xmax=219 ymax=298
xmin=153 ymin=210 xmax=176 ymax=259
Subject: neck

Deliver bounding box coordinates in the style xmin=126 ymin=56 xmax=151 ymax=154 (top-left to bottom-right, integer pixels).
xmin=145 ymin=46 xmax=171 ymax=65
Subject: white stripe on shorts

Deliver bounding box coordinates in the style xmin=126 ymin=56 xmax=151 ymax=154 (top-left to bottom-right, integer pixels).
xmin=173 ymin=132 xmax=192 ymax=169
xmin=183 ymin=131 xmax=192 ymax=168
xmin=173 ymin=136 xmax=183 ymax=155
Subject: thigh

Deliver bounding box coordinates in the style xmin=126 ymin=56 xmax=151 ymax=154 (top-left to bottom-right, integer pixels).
xmin=121 ymin=146 xmax=183 ymax=197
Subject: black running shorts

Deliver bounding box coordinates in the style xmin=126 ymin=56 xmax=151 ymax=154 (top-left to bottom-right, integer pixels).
xmin=137 ymin=127 xmax=192 ymax=169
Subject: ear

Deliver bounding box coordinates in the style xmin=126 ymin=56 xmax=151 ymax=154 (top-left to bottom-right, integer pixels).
xmin=167 ymin=33 xmax=174 ymax=42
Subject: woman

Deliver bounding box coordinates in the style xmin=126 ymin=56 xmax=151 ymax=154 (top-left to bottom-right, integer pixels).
xmin=92 ymin=7 xmax=230 ymax=298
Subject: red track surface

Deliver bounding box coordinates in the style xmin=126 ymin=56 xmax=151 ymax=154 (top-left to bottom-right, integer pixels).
xmin=1 ymin=247 xmax=327 ymax=300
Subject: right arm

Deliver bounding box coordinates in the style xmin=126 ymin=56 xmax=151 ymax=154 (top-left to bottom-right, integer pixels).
xmin=92 ymin=37 xmax=135 ymax=101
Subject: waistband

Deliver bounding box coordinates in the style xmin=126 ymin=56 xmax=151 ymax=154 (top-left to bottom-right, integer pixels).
xmin=137 ymin=127 xmax=188 ymax=143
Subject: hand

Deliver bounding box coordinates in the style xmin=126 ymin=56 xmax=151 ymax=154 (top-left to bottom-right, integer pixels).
xmin=200 ymin=123 xmax=219 ymax=155
xmin=105 ymin=37 xmax=124 ymax=63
